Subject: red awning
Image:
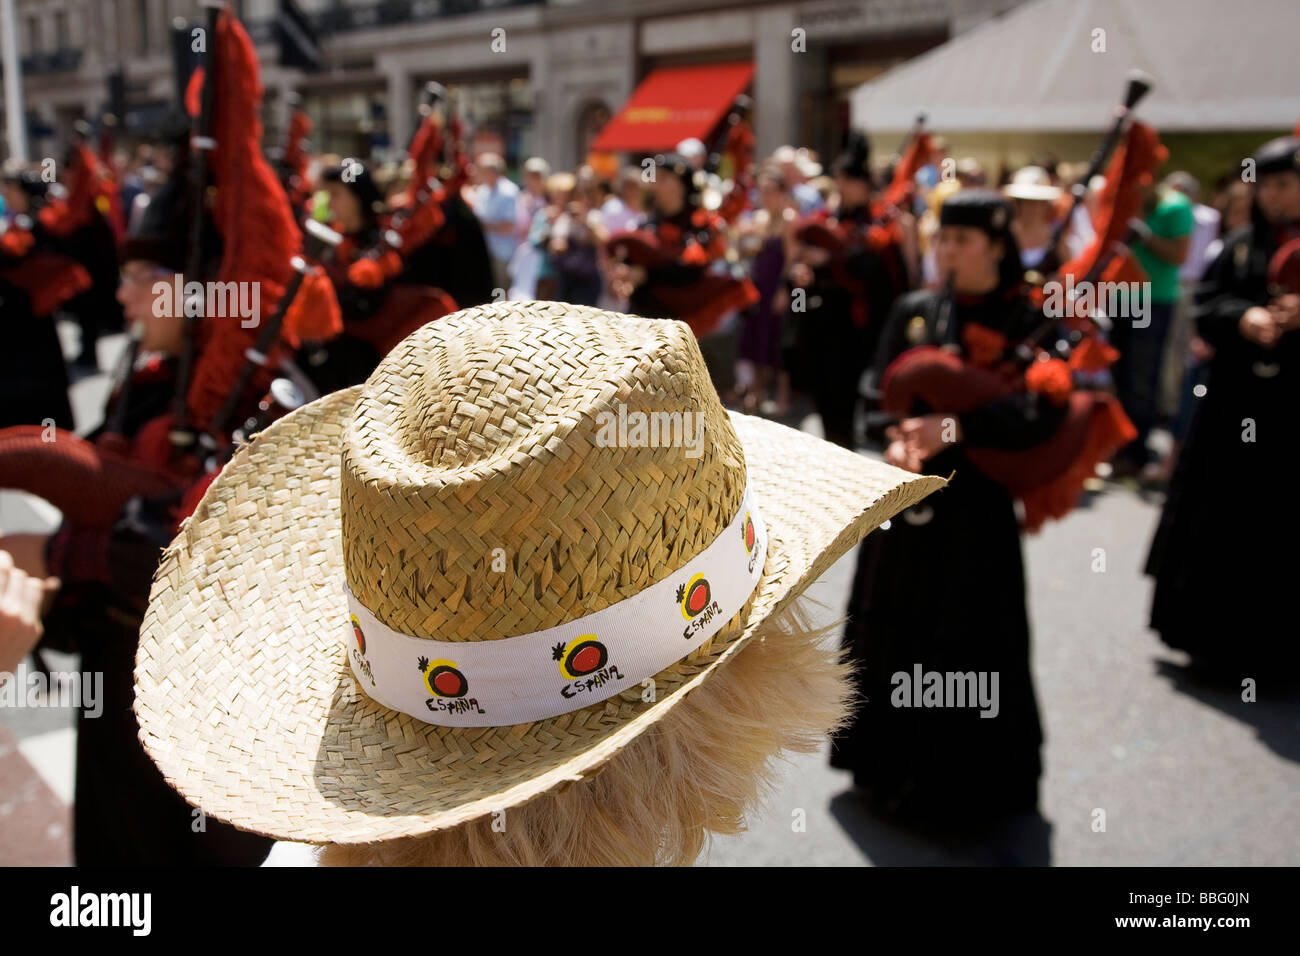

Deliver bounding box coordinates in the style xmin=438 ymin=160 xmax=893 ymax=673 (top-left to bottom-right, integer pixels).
xmin=591 ymin=62 xmax=754 ymax=154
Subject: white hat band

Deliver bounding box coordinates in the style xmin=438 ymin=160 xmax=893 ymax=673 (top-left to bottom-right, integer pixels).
xmin=344 ymin=482 xmax=768 ymax=727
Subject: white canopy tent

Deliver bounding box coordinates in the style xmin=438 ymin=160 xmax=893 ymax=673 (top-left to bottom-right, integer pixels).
xmin=851 ymin=0 xmax=1300 ymax=135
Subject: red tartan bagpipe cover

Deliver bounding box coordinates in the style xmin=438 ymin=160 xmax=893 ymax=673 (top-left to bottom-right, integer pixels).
xmin=607 ymin=211 xmax=758 ymax=338
xmin=879 ymin=331 xmax=1135 ymax=533
xmin=1269 ymin=236 xmax=1300 ymax=294
xmin=791 ymin=208 xmax=905 ymax=329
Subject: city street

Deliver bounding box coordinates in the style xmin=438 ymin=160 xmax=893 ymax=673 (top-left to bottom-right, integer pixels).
xmin=2 ymin=328 xmax=1297 ymax=867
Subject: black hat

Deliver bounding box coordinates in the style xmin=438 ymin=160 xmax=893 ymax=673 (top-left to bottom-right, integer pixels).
xmin=2 ymin=165 xmax=50 ymax=206
xmin=322 ymin=160 xmax=385 ymax=222
xmin=939 ymin=188 xmax=1014 ymax=233
xmin=1253 ymin=136 xmax=1300 ymax=178
xmin=938 ymin=189 xmax=1023 ymax=289
xmin=831 ymin=131 xmax=872 ymax=183
xmin=121 ymin=146 xmax=222 ymax=274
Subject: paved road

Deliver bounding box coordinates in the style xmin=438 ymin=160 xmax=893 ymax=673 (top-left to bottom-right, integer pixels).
xmin=3 ymin=328 xmax=1297 ymax=865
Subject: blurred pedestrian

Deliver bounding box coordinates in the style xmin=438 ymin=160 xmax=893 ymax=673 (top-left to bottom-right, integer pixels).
xmin=1145 ymin=136 xmax=1300 ymax=676
xmin=550 ymin=169 xmax=606 ymax=306
xmin=1109 ymin=166 xmax=1193 ymax=476
xmin=470 ymin=152 xmax=519 ymax=293
xmin=733 ymin=162 xmax=795 ymax=415
xmin=507 ymin=156 xmax=551 ymax=300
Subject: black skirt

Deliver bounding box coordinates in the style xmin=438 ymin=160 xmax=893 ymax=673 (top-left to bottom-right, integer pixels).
xmin=830 ymin=446 xmax=1044 ymax=825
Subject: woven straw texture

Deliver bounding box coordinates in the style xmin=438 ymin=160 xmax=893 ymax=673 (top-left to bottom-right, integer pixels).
xmin=135 ymin=301 xmax=944 ymax=844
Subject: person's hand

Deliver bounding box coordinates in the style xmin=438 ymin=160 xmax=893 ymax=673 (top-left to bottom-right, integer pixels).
xmin=609 ymin=263 xmax=646 ymax=301
xmin=897 ymin=413 xmax=960 ymax=463
xmin=0 ymin=551 xmax=56 ymax=676
xmin=883 ymin=436 xmax=920 ymax=472
xmin=1239 ymin=306 xmax=1281 ymax=348
xmin=1267 ymin=293 xmax=1300 ymax=332
xmin=1188 ymin=335 xmax=1215 ymax=363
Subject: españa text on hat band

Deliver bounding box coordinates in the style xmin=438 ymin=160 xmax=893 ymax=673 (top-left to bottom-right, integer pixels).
xmin=343 ymin=483 xmax=768 ymax=727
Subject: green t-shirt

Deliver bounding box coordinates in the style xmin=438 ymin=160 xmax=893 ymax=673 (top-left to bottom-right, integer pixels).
xmin=1133 ymin=188 xmax=1194 ymax=303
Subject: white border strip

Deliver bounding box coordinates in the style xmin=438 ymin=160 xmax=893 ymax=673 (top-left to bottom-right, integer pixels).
xmin=344 ymin=483 xmax=767 ymax=727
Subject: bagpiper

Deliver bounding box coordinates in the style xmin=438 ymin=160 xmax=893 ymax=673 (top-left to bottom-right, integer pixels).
xmin=0 ymin=2 xmax=334 ymax=864
xmin=0 ymin=166 xmax=88 ymax=431
xmin=607 ymin=152 xmax=759 ymax=387
xmin=784 ymin=131 xmax=912 ymax=448
xmin=830 ymin=189 xmax=1131 ymax=829
xmin=1144 ymin=135 xmax=1300 ymax=678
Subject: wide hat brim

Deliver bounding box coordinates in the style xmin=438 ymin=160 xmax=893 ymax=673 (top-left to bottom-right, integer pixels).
xmin=135 ymin=386 xmax=944 ymax=844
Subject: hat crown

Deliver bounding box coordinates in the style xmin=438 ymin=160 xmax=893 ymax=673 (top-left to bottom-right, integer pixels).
xmin=341 ymin=303 xmax=747 ymax=643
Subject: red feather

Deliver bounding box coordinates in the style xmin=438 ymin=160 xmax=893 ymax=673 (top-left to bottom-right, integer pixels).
xmin=882 ymin=131 xmax=933 ymax=210
xmin=185 ymin=9 xmax=301 ymax=434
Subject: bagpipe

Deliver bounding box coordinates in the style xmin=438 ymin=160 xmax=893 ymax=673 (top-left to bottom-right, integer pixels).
xmin=877 ymin=78 xmax=1160 ymax=532
xmin=0 ymin=213 xmax=93 ymax=318
xmin=0 ymin=3 xmax=338 ymax=536
xmin=792 ymin=115 xmax=931 ymax=257
xmin=606 ymin=224 xmax=758 ymax=338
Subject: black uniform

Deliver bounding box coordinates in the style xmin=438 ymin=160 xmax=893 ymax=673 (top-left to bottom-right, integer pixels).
xmin=786 ymin=202 xmax=908 ymax=448
xmin=786 ymin=132 xmax=910 ymax=448
xmin=830 ymin=285 xmax=1064 ymax=826
xmin=1144 ymin=202 xmax=1300 ymax=676
xmin=0 ymin=271 xmax=75 ymax=431
xmin=829 ymin=189 xmax=1065 ymax=827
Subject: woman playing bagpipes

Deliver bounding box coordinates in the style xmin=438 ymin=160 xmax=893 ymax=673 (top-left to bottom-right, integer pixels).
xmin=829 ymin=189 xmax=1134 ymax=828
xmin=0 ymin=4 xmax=338 ymax=864
xmin=295 ymin=90 xmax=470 ymax=394
xmin=783 ymin=131 xmax=914 ymax=448
xmin=607 ymin=153 xmax=758 ymax=353
xmin=0 ymin=168 xmax=87 ymax=431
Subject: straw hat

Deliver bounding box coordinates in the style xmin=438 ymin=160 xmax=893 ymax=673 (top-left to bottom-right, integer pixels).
xmin=134 ymin=301 xmax=942 ymax=844
xmin=1002 ymin=165 xmax=1062 ymax=202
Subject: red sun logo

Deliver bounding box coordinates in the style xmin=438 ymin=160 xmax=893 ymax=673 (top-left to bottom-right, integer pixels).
xmin=678 ymin=574 xmax=712 ymax=620
xmin=554 ymin=635 xmax=609 ymax=679
xmin=743 ymin=513 xmax=755 ymax=553
xmin=419 ymin=657 xmax=468 ymax=698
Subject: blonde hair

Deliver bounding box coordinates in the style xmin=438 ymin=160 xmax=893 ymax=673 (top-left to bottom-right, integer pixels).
xmin=318 ymin=596 xmax=854 ymax=866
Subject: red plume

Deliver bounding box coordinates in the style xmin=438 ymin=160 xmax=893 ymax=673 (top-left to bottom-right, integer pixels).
xmin=284 ymin=108 xmax=312 ymax=175
xmin=407 ymin=109 xmax=444 ymax=190
xmin=184 ymin=9 xmax=300 ymax=433
xmin=718 ymin=118 xmax=755 ymax=224
xmin=882 ymin=131 xmax=933 ymax=209
xmin=1055 ymin=121 xmax=1166 ymax=299
xmin=38 ymin=141 xmax=123 ymax=240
